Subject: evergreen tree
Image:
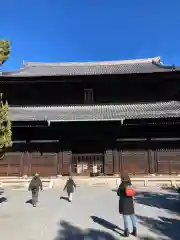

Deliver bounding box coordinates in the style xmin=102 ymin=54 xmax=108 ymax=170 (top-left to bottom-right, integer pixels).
xmin=0 ymin=40 xmax=10 ymax=66
xmin=0 ymin=94 xmax=12 ymax=158
xmin=0 ymin=40 xmax=12 ymax=158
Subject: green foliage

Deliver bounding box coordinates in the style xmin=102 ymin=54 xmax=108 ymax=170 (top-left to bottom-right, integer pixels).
xmin=0 ymin=94 xmax=12 ymax=157
xmin=0 ymin=40 xmax=10 ymax=65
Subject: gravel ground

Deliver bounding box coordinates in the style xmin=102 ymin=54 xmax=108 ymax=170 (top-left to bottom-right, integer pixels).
xmin=0 ymin=186 xmax=179 ymax=240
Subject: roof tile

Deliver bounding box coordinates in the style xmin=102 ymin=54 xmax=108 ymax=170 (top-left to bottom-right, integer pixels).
xmin=8 ymin=101 xmax=180 ymax=122
xmin=2 ymin=57 xmax=177 ymax=77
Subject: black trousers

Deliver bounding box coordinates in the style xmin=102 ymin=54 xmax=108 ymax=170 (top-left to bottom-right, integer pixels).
xmin=32 ymin=190 xmax=39 ymax=205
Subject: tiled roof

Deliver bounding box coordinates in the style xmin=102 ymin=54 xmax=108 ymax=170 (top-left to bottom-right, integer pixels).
xmin=1 ymin=57 xmax=177 ymax=77
xmin=8 ymin=101 xmax=180 ymax=122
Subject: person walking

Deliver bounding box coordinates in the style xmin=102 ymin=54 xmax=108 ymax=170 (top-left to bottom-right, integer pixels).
xmin=28 ymin=173 xmax=43 ymax=207
xmin=117 ymin=173 xmax=137 ymax=237
xmin=63 ymin=176 xmax=76 ymax=202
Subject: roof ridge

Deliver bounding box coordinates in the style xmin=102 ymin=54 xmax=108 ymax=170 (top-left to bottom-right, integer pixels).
xmin=23 ymin=57 xmax=161 ymax=67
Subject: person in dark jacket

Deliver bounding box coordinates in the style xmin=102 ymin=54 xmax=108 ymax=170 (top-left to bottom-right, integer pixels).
xmin=117 ymin=173 xmax=137 ymax=237
xmin=63 ymin=176 xmax=76 ymax=202
xmin=28 ymin=173 xmax=43 ymax=207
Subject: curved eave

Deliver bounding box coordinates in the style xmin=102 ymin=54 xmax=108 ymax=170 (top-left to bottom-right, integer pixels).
xmin=152 ymin=60 xmax=176 ymax=70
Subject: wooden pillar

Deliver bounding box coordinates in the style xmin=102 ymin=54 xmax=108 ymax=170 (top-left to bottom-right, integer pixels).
xmin=57 ymin=151 xmax=63 ymax=175
xmin=23 ymin=152 xmax=31 ymax=176
xmin=148 ymin=150 xmax=156 ymax=174
xmin=62 ymin=151 xmax=72 ymax=175
xmin=104 ymin=150 xmax=114 ymax=175
xmin=20 ymin=152 xmax=24 ymax=177
xmin=113 ymin=149 xmax=119 ymax=174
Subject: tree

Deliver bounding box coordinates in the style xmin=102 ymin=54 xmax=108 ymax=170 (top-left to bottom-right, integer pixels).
xmin=0 ymin=40 xmax=12 ymax=158
xmin=0 ymin=93 xmax=12 ymax=158
xmin=0 ymin=40 xmax=10 ymax=66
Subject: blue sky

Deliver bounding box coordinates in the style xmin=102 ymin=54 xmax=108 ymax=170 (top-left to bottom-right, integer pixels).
xmin=1 ymin=0 xmax=180 ymax=71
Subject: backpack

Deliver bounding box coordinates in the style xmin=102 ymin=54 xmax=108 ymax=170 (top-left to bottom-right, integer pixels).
xmin=125 ymin=184 xmax=135 ymax=197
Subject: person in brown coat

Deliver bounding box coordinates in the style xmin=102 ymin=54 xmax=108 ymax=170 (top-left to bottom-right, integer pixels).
xmin=117 ymin=173 xmax=137 ymax=237
xmin=63 ymin=176 xmax=76 ymax=202
xmin=28 ymin=173 xmax=43 ymax=207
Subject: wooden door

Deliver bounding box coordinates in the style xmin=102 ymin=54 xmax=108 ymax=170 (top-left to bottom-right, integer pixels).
xmin=156 ymin=149 xmax=180 ymax=175
xmin=121 ymin=151 xmax=149 ymax=175
xmin=72 ymin=153 xmax=104 ymax=175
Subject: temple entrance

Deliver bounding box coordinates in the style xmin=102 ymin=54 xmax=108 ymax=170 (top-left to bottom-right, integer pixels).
xmin=71 ymin=153 xmax=104 ymax=176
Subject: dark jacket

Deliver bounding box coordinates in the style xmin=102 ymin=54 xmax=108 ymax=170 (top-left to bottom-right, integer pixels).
xmin=63 ymin=179 xmax=76 ymax=193
xmin=117 ymin=182 xmax=135 ymax=215
xmin=28 ymin=177 xmax=43 ymax=191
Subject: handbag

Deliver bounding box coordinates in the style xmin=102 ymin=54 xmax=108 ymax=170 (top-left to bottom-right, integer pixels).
xmin=125 ymin=184 xmax=135 ymax=197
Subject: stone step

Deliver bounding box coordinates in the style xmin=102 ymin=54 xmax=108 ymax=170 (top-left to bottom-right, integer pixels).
xmin=1 ymin=176 xmax=180 ymax=189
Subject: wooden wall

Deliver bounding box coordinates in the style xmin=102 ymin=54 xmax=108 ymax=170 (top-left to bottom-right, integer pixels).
xmin=2 ymin=71 xmax=180 ymax=105
xmin=0 ymin=149 xmax=180 ymax=176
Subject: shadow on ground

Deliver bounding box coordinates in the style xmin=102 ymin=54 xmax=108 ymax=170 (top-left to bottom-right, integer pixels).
xmin=111 ymin=189 xmax=117 ymax=193
xmin=54 ymin=220 xmax=119 ymax=240
xmin=91 ymin=216 xmax=124 ymax=236
xmin=138 ymin=237 xmax=164 ymax=240
xmin=0 ymin=196 xmax=7 ymax=203
xmin=60 ymin=196 xmax=70 ymax=202
xmin=134 ymin=190 xmax=180 ymax=215
xmin=137 ymin=215 xmax=180 ymax=240
xmin=25 ymin=199 xmax=32 ymax=204
xmin=54 ymin=189 xmax=180 ymax=240
xmin=134 ymin=190 xmax=180 ymax=239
